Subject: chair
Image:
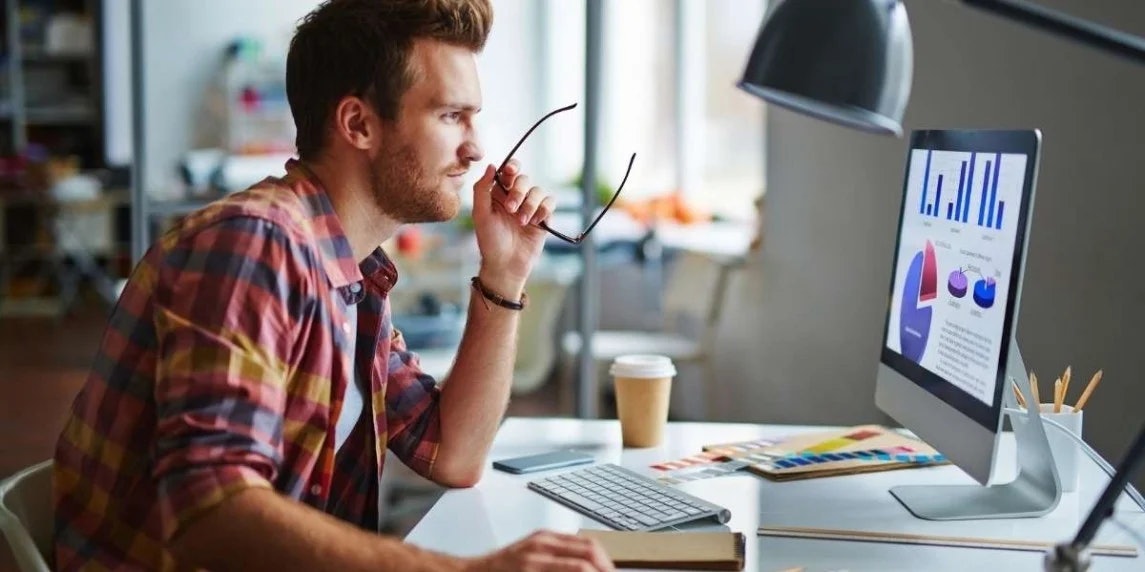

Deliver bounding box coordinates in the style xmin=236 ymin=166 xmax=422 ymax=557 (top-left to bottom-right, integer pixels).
xmin=561 ymin=250 xmax=744 ymax=418
xmin=0 ymin=461 xmax=53 ymax=572
xmin=411 ymin=259 xmax=579 ymax=395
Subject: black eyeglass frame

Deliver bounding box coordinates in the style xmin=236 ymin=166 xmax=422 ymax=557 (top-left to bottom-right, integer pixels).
xmin=493 ymin=103 xmax=636 ymax=244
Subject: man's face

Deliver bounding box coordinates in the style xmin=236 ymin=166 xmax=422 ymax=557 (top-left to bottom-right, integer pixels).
xmin=369 ymin=40 xmax=483 ymax=223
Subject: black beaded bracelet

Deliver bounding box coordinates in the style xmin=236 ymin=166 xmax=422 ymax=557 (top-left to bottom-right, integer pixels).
xmin=470 ymin=276 xmax=527 ymax=311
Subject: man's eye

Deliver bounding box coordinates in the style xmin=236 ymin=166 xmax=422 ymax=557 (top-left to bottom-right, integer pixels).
xmin=443 ymin=112 xmax=461 ymax=122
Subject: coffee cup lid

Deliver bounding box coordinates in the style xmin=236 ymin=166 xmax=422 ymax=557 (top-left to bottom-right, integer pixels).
xmin=610 ymin=354 xmax=676 ymax=379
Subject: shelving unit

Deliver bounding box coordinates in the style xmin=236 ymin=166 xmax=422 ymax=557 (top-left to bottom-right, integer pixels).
xmin=0 ymin=0 xmax=124 ymax=316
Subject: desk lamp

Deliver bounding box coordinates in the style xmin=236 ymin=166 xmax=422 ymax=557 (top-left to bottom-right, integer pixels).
xmin=736 ymin=1 xmax=1145 ymax=570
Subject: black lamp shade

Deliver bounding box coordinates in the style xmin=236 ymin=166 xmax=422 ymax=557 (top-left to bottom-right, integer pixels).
xmin=739 ymin=0 xmax=913 ymax=137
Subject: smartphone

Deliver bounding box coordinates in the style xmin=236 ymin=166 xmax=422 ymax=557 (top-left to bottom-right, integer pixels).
xmin=491 ymin=450 xmax=595 ymax=474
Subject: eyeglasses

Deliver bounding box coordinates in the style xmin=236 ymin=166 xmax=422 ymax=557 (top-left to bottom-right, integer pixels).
xmin=494 ymin=103 xmax=635 ymax=245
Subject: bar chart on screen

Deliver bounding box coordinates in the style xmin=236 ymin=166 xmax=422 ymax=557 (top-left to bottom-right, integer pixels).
xmin=915 ymin=150 xmax=1026 ymax=232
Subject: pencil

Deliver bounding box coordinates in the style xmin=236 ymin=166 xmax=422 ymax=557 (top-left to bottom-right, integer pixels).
xmin=1011 ymin=381 xmax=1027 ymax=408
xmin=757 ymin=526 xmax=1137 ymax=558
xmin=1062 ymin=366 xmax=1072 ymax=405
xmin=1073 ymin=370 xmax=1103 ymax=413
xmin=1053 ymin=378 xmax=1063 ymax=413
xmin=1029 ymin=372 xmax=1040 ymax=406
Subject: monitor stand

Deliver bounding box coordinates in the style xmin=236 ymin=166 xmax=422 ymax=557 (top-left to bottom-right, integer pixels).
xmin=890 ymin=344 xmax=1062 ymax=520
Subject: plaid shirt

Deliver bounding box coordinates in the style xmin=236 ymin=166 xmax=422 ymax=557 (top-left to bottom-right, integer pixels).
xmin=53 ymin=160 xmax=442 ymax=571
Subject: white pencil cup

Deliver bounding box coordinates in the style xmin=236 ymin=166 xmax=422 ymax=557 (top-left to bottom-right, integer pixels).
xmin=1039 ymin=404 xmax=1083 ymax=493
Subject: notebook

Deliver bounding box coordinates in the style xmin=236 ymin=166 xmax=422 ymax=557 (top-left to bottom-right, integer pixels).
xmin=577 ymin=529 xmax=746 ymax=571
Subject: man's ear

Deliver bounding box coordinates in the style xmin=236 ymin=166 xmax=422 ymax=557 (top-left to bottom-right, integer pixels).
xmin=331 ymin=95 xmax=380 ymax=151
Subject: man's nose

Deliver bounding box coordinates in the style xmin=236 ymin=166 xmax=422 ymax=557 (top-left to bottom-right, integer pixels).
xmin=460 ymin=139 xmax=483 ymax=164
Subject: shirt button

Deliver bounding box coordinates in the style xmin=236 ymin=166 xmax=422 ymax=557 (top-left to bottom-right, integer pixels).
xmin=311 ymin=484 xmax=322 ymax=496
xmin=343 ymin=322 xmax=352 ymax=334
xmin=350 ymin=282 xmax=362 ymax=293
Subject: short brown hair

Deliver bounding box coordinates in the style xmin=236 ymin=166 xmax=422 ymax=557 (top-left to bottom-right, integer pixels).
xmin=286 ymin=0 xmax=493 ymax=160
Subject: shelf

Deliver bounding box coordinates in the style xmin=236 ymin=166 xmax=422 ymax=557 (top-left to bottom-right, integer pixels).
xmin=20 ymin=48 xmax=92 ymax=64
xmin=26 ymin=105 xmax=96 ymax=125
xmin=147 ymin=199 xmax=214 ymax=217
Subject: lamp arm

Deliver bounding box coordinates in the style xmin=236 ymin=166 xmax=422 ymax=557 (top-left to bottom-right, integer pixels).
xmin=959 ymin=0 xmax=1145 ymax=65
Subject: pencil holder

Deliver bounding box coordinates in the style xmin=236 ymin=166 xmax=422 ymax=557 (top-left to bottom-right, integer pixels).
xmin=1038 ymin=404 xmax=1083 ymax=493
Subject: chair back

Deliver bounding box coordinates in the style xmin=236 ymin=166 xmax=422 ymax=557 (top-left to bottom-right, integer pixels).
xmin=0 ymin=461 xmax=54 ymax=572
xmin=661 ymin=251 xmax=743 ymax=349
xmin=514 ymin=260 xmax=578 ymax=394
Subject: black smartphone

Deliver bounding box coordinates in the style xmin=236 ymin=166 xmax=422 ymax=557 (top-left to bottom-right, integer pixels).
xmin=491 ymin=450 xmax=595 ymax=474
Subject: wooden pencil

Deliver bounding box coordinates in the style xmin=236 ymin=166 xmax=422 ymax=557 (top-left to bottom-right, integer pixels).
xmin=1011 ymin=382 xmax=1027 ymax=408
xmin=1062 ymin=366 xmax=1072 ymax=405
xmin=1053 ymin=378 xmax=1063 ymax=413
xmin=1029 ymin=371 xmax=1040 ymax=406
xmin=757 ymin=526 xmax=1137 ymax=558
xmin=1073 ymin=370 xmax=1103 ymax=412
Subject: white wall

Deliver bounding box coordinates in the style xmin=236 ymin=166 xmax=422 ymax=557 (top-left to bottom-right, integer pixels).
xmin=140 ymin=0 xmax=322 ymax=194
xmin=716 ymin=0 xmax=1145 ymax=486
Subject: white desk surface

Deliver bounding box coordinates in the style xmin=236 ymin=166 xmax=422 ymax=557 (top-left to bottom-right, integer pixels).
xmin=405 ymin=417 xmax=1145 ymax=571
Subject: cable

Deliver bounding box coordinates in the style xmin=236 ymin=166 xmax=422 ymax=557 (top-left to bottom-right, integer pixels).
xmin=1112 ymin=517 xmax=1145 ymax=550
xmin=1004 ymin=407 xmax=1145 ymax=512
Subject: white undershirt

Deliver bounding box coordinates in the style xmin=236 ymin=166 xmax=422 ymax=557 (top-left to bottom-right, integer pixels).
xmin=334 ymin=298 xmax=365 ymax=453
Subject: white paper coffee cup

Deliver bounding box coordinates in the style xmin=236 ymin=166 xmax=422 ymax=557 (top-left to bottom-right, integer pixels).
xmin=610 ymin=355 xmax=676 ymax=447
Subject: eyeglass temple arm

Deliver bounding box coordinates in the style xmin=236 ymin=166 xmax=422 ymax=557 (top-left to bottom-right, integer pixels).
xmin=496 ymin=103 xmax=578 ymax=177
xmin=561 ymin=152 xmax=636 ymax=242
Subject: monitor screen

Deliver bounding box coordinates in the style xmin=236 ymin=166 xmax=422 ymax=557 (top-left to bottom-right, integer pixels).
xmin=881 ymin=131 xmax=1038 ymax=430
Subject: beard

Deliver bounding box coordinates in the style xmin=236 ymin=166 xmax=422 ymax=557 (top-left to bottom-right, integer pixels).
xmin=368 ymin=139 xmax=463 ymax=224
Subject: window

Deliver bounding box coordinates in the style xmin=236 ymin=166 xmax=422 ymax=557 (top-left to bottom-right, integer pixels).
xmin=476 ymin=0 xmax=767 ymax=221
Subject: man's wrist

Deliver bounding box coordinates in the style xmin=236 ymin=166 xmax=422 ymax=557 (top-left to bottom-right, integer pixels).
xmin=476 ymin=267 xmax=527 ymax=301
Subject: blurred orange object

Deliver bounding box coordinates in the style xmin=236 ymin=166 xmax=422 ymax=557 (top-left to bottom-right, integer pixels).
xmin=620 ymin=192 xmax=710 ymax=225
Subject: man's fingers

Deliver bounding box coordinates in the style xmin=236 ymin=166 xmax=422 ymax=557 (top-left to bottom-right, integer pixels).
xmin=472 ymin=164 xmax=496 ymax=216
xmin=530 ymin=196 xmax=557 ymax=226
xmin=516 ymin=187 xmax=548 ymax=225
xmin=502 ymin=174 xmax=531 ymax=212
xmin=495 ymin=159 xmax=522 ymax=196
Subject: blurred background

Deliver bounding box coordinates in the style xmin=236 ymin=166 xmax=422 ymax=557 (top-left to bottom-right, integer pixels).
xmin=2 ymin=0 xmax=1145 ymax=566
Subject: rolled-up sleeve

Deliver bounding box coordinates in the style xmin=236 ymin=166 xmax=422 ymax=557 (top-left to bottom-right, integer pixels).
xmin=150 ymin=216 xmax=316 ymax=541
xmin=384 ymin=325 xmax=442 ymax=479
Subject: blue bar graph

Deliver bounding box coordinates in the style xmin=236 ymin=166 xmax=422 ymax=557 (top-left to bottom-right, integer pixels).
xmin=963 ymin=154 xmax=976 ymax=222
xmin=977 ymin=160 xmax=992 ymax=226
xmin=919 ymin=150 xmax=933 ymax=215
xmin=955 ymin=161 xmax=967 ymax=221
xmin=935 ymin=175 xmax=943 ymax=218
xmin=918 ymin=151 xmax=1007 ymax=229
xmin=986 ymin=153 xmax=1001 ymax=227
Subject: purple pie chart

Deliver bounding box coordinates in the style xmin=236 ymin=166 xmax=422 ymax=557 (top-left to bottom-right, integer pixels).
xmin=948 ymin=269 xmax=968 ymax=298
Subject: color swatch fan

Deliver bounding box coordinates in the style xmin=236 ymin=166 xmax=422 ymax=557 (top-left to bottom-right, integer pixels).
xmin=703 ymin=425 xmax=947 ymax=482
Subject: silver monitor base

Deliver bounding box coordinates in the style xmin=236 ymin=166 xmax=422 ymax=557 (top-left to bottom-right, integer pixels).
xmin=890 ymin=346 xmax=1062 ymax=520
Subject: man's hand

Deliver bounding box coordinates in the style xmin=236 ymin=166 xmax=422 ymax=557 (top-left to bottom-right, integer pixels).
xmin=462 ymin=531 xmax=615 ymax=572
xmin=471 ymin=160 xmax=555 ymax=296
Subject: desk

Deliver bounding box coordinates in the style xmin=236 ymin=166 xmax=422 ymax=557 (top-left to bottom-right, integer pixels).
xmin=406 ymin=418 xmax=1145 ymax=571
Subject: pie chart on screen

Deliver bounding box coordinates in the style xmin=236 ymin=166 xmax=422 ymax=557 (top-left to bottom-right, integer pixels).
xmin=973 ymin=277 xmax=997 ymax=309
xmin=899 ymin=241 xmax=938 ymax=363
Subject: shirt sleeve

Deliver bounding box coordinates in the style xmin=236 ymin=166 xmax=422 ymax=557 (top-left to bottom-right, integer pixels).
xmin=384 ymin=314 xmax=442 ymax=479
xmin=150 ymin=216 xmax=318 ymax=541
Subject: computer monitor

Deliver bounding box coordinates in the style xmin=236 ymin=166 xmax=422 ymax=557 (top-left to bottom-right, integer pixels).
xmin=875 ymin=129 xmax=1061 ymax=520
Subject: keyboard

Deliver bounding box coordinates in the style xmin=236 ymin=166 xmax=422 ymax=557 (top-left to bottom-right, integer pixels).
xmin=527 ymin=463 xmax=732 ymax=531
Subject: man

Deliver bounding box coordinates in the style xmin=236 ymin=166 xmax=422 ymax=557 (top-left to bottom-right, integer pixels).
xmin=53 ymin=0 xmax=613 ymax=570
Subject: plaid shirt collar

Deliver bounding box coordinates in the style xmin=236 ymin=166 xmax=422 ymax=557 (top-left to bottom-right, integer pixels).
xmin=283 ymin=159 xmax=399 ymax=297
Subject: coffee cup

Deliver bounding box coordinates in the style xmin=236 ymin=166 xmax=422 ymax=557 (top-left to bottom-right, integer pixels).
xmin=610 ymin=355 xmax=676 ymax=447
